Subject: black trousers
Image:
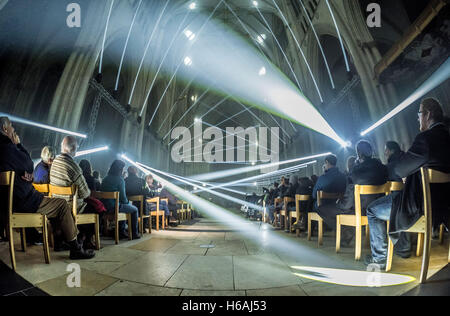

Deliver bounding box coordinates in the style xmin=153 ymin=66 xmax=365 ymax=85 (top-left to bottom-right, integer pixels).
xmin=316 ymin=203 xmax=353 ymax=230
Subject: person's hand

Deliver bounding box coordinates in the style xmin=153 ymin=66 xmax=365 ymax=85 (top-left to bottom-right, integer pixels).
xmin=21 ymin=172 xmax=33 ymax=182
xmin=12 ymin=132 xmax=20 ymax=145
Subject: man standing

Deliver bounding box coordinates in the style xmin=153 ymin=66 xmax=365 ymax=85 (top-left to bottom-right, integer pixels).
xmin=0 ymin=117 xmax=94 ymax=259
xmin=365 ymin=98 xmax=450 ymax=268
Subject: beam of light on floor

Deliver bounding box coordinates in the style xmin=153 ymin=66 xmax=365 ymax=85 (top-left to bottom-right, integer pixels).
xmin=0 ymin=113 xmax=87 ymax=138
xmin=75 ymin=146 xmax=109 ymax=158
xmin=121 ymin=154 xmax=377 ymax=274
xmin=291 ymin=266 xmax=415 ymax=288
xmin=361 ymin=57 xmax=450 ymax=136
xmin=191 ymin=152 xmax=330 ymax=182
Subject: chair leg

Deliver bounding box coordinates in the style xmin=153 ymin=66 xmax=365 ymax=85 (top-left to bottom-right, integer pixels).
xmin=439 ymin=224 xmax=444 ymax=245
xmin=42 ymin=218 xmax=51 ymax=264
xmin=386 ymin=221 xmax=393 ymax=272
xmin=417 ymin=233 xmax=424 ymax=257
xmin=94 ymin=215 xmax=101 ymax=250
xmin=318 ymin=219 xmax=323 ymax=246
xmin=139 ymin=209 xmax=144 ymax=236
xmin=115 ymin=217 xmax=119 ymax=245
xmin=162 ymin=213 xmax=165 ymax=230
xmin=336 ymin=217 xmax=341 ymax=253
xmin=127 ymin=215 xmax=132 ymax=240
xmin=307 ymin=214 xmax=312 ymax=241
xmin=8 ymin=226 xmax=16 ymax=271
xmin=48 ymin=223 xmax=54 ymax=248
xmin=355 ymin=225 xmax=362 ymax=261
xmin=419 ymin=229 xmax=432 ymax=284
xmin=365 ymin=225 xmax=370 ymax=246
xmin=20 ymin=228 xmax=26 ymax=252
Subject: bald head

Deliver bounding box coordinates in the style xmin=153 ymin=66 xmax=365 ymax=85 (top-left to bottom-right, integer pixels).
xmin=61 ymin=136 xmax=78 ymax=157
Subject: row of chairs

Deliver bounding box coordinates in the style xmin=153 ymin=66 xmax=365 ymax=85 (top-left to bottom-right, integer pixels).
xmin=0 ymin=171 xmax=192 ymax=271
xmin=263 ymin=167 xmax=450 ymax=284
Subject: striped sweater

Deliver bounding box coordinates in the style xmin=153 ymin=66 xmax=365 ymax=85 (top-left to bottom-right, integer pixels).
xmin=50 ymin=153 xmax=91 ymax=213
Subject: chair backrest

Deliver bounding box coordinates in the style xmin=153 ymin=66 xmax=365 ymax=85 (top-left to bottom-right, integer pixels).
xmin=389 ymin=181 xmax=404 ymax=193
xmin=354 ymin=183 xmax=390 ymax=220
xmin=317 ymin=191 xmax=344 ymax=207
xmin=128 ymin=195 xmax=144 ymax=212
xmin=147 ymin=197 xmax=160 ymax=211
xmin=49 ymin=185 xmax=78 ymax=216
xmin=92 ymin=191 xmax=120 ymax=216
xmin=0 ymin=171 xmax=15 ymax=220
xmin=33 ymin=183 xmax=49 ymax=194
xmin=295 ymin=194 xmax=311 ymax=212
xmin=421 ymin=168 xmax=450 ymax=233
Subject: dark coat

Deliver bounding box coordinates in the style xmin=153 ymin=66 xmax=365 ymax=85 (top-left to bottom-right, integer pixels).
xmin=389 ymin=123 xmax=450 ymax=243
xmin=386 ymin=151 xmax=404 ymax=182
xmin=0 ymin=133 xmax=43 ymax=213
xmin=336 ymin=158 xmax=389 ymax=213
xmin=125 ymin=173 xmax=149 ymax=197
xmin=312 ymin=167 xmax=347 ymax=200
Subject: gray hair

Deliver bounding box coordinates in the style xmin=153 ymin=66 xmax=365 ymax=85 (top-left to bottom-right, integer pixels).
xmin=41 ymin=146 xmax=56 ymax=164
xmin=61 ymin=136 xmax=78 ymax=156
xmin=0 ymin=116 xmax=10 ymax=130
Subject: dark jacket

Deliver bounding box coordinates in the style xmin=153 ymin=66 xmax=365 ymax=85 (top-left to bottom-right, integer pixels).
xmin=33 ymin=161 xmax=50 ymax=184
xmin=125 ymin=173 xmax=149 ymax=197
xmin=336 ymin=158 xmax=388 ymax=213
xmin=83 ymin=173 xmax=100 ymax=192
xmin=0 ymin=133 xmax=44 ymax=213
xmin=389 ymin=123 xmax=450 ymax=243
xmin=386 ymin=151 xmax=404 ymax=182
xmin=312 ymin=167 xmax=347 ymax=200
xmin=100 ymin=175 xmax=129 ymax=211
xmin=160 ymin=188 xmax=177 ymax=211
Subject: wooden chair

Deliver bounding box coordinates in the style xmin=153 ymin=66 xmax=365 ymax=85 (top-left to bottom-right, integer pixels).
xmin=147 ymin=197 xmax=165 ymax=231
xmin=280 ymin=197 xmax=294 ymax=231
xmin=92 ymin=191 xmax=131 ymax=245
xmin=294 ymin=195 xmax=311 ymax=237
xmin=308 ymin=192 xmax=344 ymax=246
xmin=128 ymin=195 xmax=151 ymax=235
xmin=1 ymin=171 xmax=50 ymax=271
xmin=273 ymin=198 xmax=282 ymax=228
xmin=176 ymin=200 xmax=184 ymax=224
xmin=49 ymin=185 xmax=100 ymax=250
xmin=33 ymin=183 xmax=50 ymax=195
xmin=337 ymin=183 xmax=390 ymax=260
xmin=386 ymin=168 xmax=450 ymax=283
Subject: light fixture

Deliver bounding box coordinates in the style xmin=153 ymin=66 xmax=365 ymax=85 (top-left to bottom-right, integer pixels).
xmin=258 ymin=67 xmax=266 ymax=76
xmin=183 ymin=29 xmax=196 ymax=41
xmin=189 ymin=2 xmax=196 ymax=10
xmin=184 ymin=56 xmax=193 ymax=66
xmin=252 ymin=1 xmax=258 ymax=7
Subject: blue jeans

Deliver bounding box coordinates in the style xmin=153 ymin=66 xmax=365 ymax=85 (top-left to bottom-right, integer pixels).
xmin=119 ymin=203 xmax=139 ymax=237
xmin=367 ymin=193 xmax=411 ymax=262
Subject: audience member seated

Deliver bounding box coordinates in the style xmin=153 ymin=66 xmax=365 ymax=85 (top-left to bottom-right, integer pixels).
xmin=0 ymin=116 xmax=94 ymax=259
xmin=145 ymin=174 xmax=170 ymax=227
xmin=50 ymin=137 xmax=97 ymax=249
xmin=160 ymin=187 xmax=180 ymax=226
xmin=365 ymin=98 xmax=450 ymax=268
xmin=312 ymin=154 xmax=347 ymax=209
xmin=101 ymin=160 xmax=140 ymax=240
xmin=282 ymin=175 xmax=299 ymax=231
xmin=33 ymin=146 xmax=55 ymax=184
xmin=93 ymin=170 xmax=102 ymax=188
xmin=296 ymin=177 xmax=314 ymax=230
xmin=316 ymin=141 xmax=388 ymax=246
xmin=310 ymin=175 xmax=318 ymax=187
xmin=79 ymin=160 xmax=101 ymax=192
xmin=346 ymin=156 xmax=357 ymax=178
xmin=266 ymin=182 xmax=279 ymax=223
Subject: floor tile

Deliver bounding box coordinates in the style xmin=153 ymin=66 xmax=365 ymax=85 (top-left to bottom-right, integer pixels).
xmin=96 ymin=280 xmax=182 ymax=296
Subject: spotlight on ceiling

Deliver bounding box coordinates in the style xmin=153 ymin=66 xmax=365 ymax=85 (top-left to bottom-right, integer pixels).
xmin=189 ymin=2 xmax=196 ymax=10
xmin=184 ymin=56 xmax=193 ymax=66
xmin=258 ymin=67 xmax=266 ymax=76
xmin=252 ymin=1 xmax=258 ymax=7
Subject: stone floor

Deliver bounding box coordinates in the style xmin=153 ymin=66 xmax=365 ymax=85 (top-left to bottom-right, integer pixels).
xmin=0 ymin=217 xmax=448 ymax=296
